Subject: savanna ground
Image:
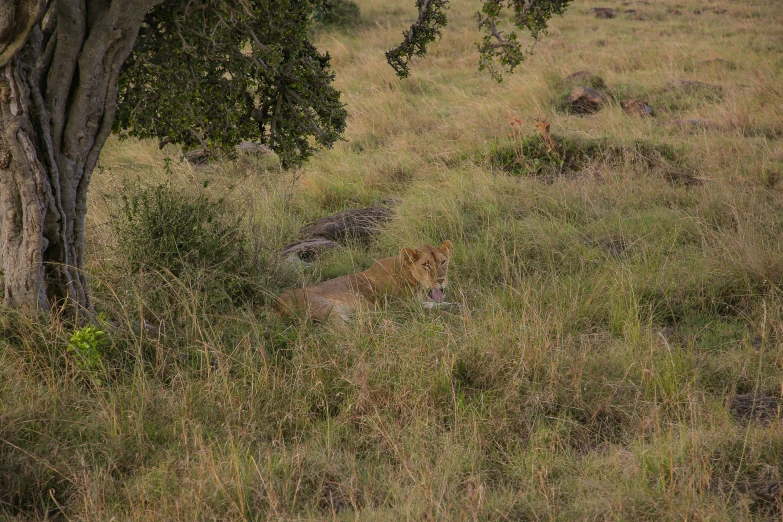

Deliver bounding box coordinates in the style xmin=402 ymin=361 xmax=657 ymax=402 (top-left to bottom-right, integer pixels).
xmin=2 ymin=0 xmax=783 ymax=519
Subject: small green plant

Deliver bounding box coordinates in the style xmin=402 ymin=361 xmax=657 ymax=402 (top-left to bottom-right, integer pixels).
xmin=66 ymin=325 xmax=108 ymax=386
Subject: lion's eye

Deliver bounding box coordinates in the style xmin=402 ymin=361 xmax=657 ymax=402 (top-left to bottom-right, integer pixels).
xmin=441 ymin=260 xmax=447 ymax=266
xmin=423 ymin=263 xmax=431 ymax=270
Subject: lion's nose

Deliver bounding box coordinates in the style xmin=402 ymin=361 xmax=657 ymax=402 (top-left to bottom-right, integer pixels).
xmin=437 ymin=277 xmax=446 ymax=285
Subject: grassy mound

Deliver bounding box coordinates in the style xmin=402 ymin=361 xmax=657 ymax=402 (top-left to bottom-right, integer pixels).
xmin=488 ymin=132 xmax=687 ymax=182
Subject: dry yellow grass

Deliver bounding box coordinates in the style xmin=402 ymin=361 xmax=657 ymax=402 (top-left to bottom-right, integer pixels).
xmin=2 ymin=0 xmax=783 ymax=520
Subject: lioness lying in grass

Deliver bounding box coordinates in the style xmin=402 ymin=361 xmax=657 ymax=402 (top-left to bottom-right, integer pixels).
xmin=275 ymin=240 xmax=453 ymax=327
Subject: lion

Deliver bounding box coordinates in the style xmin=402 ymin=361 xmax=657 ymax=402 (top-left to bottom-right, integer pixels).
xmin=275 ymin=240 xmax=453 ymax=327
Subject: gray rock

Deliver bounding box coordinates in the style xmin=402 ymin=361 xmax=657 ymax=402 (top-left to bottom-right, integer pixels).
xmin=282 ymin=205 xmax=395 ymax=261
xmin=281 ymin=238 xmax=341 ymax=262
xmin=236 ymin=141 xmax=272 ymax=155
xmin=564 ymin=70 xmax=606 ymax=90
xmin=300 ymin=205 xmax=394 ymax=242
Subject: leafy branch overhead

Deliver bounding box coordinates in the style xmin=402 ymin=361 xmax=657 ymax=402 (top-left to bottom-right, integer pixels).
xmin=116 ymin=0 xmax=571 ymax=169
xmin=388 ymin=0 xmax=571 ymax=81
xmin=115 ymin=0 xmax=347 ymax=167
xmin=385 ymin=0 xmax=449 ymax=79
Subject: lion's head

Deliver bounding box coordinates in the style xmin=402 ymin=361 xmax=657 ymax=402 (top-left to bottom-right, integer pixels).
xmin=400 ymin=240 xmax=453 ymax=303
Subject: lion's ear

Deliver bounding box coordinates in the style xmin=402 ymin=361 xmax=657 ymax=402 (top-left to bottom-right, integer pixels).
xmin=401 ymin=248 xmax=419 ymax=265
xmin=440 ymin=240 xmax=453 ymax=257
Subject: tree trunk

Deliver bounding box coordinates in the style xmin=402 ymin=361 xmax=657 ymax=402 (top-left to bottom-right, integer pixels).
xmin=0 ymin=0 xmax=160 ymax=314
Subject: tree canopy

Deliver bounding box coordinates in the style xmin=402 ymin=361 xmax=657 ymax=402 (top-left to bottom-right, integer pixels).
xmin=115 ymin=0 xmax=572 ymax=166
xmin=115 ymin=0 xmax=347 ymax=168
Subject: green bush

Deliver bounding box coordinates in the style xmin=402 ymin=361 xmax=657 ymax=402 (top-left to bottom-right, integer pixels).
xmin=115 ymin=180 xmax=239 ymax=276
xmin=112 ymin=180 xmax=273 ymax=310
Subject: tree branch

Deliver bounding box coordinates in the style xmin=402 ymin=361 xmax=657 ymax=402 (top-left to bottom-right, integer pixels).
xmin=386 ymin=0 xmax=449 ymax=78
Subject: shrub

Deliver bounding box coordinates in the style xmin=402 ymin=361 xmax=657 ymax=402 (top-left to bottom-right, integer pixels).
xmin=114 ymin=180 xmax=239 ymax=276
xmin=489 ymin=132 xmax=685 ymax=181
xmin=112 ymin=180 xmax=273 ymax=310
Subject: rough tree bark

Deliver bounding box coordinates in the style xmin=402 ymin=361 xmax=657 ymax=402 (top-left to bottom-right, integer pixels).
xmin=0 ymin=0 xmax=161 ymax=313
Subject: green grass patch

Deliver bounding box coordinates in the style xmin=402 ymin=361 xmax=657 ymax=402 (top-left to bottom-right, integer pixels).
xmin=488 ymin=132 xmax=686 ymax=181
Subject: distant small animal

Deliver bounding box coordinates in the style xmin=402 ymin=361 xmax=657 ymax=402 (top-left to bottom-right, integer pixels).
xmin=275 ymin=241 xmax=453 ymax=327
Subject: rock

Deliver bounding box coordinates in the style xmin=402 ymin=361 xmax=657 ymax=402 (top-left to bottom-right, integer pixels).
xmin=620 ymin=99 xmax=654 ymax=117
xmin=713 ymin=8 xmax=726 ymax=14
xmin=300 ymin=205 xmax=394 ymax=242
xmin=730 ymin=391 xmax=781 ymax=423
xmin=236 ymin=141 xmax=272 ymax=155
xmin=282 ymin=205 xmax=395 ymax=261
xmin=567 ymin=86 xmax=608 ymax=114
xmin=589 ymin=7 xmax=615 ymax=18
xmin=183 ymin=142 xmax=272 ymax=165
xmin=624 ymin=8 xmax=636 ymax=13
xmin=281 ymin=237 xmax=341 ymax=262
xmin=565 ymin=71 xmax=606 ymax=89
xmin=667 ymin=8 xmax=682 ymax=14
xmin=183 ymin=148 xmax=210 ymax=164
xmin=693 ymin=8 xmax=701 ymax=14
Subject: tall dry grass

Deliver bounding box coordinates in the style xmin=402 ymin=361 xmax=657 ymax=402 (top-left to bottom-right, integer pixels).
xmin=2 ymin=0 xmax=783 ymax=519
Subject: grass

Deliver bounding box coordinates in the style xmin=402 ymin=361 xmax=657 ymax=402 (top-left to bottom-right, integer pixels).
xmin=2 ymin=0 xmax=783 ymax=519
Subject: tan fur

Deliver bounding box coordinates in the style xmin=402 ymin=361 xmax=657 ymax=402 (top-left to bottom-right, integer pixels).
xmin=275 ymin=240 xmax=453 ymax=327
